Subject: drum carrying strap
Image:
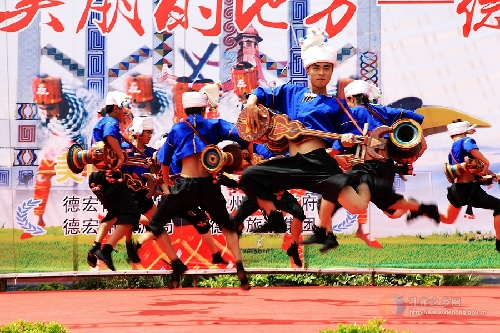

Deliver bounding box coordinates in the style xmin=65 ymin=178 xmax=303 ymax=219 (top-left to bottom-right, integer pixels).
xmin=364 ymin=104 xmax=389 ymax=126
xmin=184 ymin=118 xmax=212 ymax=146
xmin=335 ymin=97 xmax=364 ymax=134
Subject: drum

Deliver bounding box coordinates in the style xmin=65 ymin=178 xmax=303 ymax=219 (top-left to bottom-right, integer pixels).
xmin=67 ymin=141 xmax=126 ymax=174
xmin=388 ymin=119 xmax=423 ymax=164
xmin=236 ymin=105 xmax=272 ymax=144
xmin=443 ymin=157 xmax=485 ymax=183
xmin=201 ymin=144 xmax=246 ymax=174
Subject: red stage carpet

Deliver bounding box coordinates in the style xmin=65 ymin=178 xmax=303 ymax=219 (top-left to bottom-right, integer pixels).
xmin=1 ymin=287 xmax=499 ymax=333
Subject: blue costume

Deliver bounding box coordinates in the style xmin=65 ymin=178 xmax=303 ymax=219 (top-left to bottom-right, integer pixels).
xmin=446 ymin=137 xmax=500 ymax=217
xmin=333 ymin=103 xmax=424 ymax=213
xmin=88 ymin=115 xmax=140 ymax=229
xmin=238 ymin=84 xmax=351 ymax=205
xmin=149 ymin=114 xmax=248 ymax=237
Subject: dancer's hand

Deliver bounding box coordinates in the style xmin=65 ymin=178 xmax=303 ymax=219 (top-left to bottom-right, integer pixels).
xmin=341 ymin=133 xmax=355 ymax=148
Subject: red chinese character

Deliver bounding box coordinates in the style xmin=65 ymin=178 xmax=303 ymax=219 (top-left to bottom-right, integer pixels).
xmin=77 ymin=0 xmax=144 ymax=36
xmin=234 ymin=0 xmax=288 ymax=32
xmin=154 ymin=0 xmax=189 ymax=33
xmin=194 ymin=1 xmax=223 ymax=36
xmin=305 ymin=0 xmax=356 ymax=38
xmin=457 ymin=0 xmax=500 ymax=37
xmin=0 ymin=0 xmax=64 ymax=32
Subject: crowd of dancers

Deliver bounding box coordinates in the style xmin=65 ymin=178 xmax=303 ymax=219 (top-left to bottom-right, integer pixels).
xmin=84 ymin=27 xmax=500 ymax=291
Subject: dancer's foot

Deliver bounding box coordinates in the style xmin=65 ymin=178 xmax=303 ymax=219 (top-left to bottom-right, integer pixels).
xmin=212 ymin=252 xmax=228 ymax=265
xmin=356 ymin=231 xmax=383 ymax=249
xmin=320 ymin=233 xmax=339 ymax=253
xmin=236 ymin=262 xmax=251 ymax=291
xmin=94 ymin=244 xmax=116 ymax=271
xmin=250 ymin=211 xmax=287 ymax=233
xmin=286 ymin=242 xmax=303 ymax=267
xmin=301 ymin=226 xmax=327 ymax=245
xmin=168 ymin=259 xmax=188 ymax=289
xmin=87 ymin=242 xmax=101 ymax=268
xmin=125 ymin=240 xmax=141 ymax=264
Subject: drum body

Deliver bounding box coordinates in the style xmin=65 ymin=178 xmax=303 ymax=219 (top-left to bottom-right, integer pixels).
xmin=388 ymin=119 xmax=423 ymax=164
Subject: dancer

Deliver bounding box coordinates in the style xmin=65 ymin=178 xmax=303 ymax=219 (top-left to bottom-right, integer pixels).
xmin=303 ymin=79 xmax=440 ymax=251
xmin=239 ymin=27 xmax=370 ymax=252
xmin=410 ymin=120 xmax=500 ymax=251
xmin=87 ymin=115 xmax=155 ymax=268
xmin=147 ymin=91 xmax=251 ymax=289
xmin=88 ymin=91 xmax=149 ymax=271
xmin=234 ymin=143 xmax=306 ymax=267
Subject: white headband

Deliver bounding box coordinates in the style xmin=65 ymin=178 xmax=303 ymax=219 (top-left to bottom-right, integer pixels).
xmin=447 ymin=121 xmax=470 ymax=136
xmin=344 ymin=80 xmax=381 ymax=100
xmin=299 ymin=27 xmax=336 ymax=69
xmin=105 ymin=91 xmax=131 ymax=108
xmin=131 ymin=116 xmax=154 ymax=135
xmin=182 ymin=91 xmax=208 ymax=108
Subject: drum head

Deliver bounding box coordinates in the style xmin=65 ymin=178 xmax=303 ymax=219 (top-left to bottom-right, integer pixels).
xmin=236 ymin=105 xmax=271 ymax=143
xmin=67 ymin=143 xmax=86 ymax=174
xmin=201 ymin=145 xmax=224 ymax=173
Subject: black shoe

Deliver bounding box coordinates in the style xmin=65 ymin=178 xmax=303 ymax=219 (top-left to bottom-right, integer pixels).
xmin=125 ymin=241 xmax=141 ymax=264
xmin=168 ymin=259 xmax=188 ymax=289
xmin=419 ymin=204 xmax=441 ymax=225
xmin=286 ymin=242 xmax=302 ymax=267
xmin=250 ymin=211 xmax=287 ymax=233
xmin=320 ymin=233 xmax=339 ymax=253
xmin=408 ymin=203 xmax=440 ymax=226
xmin=301 ymin=226 xmax=327 ymax=245
xmin=94 ymin=245 xmax=116 ymax=271
xmin=236 ymin=262 xmax=251 ymax=291
xmin=405 ymin=210 xmax=421 ymax=225
xmin=212 ymin=252 xmax=228 ymax=265
xmin=496 ymin=239 xmax=500 ymax=252
xmin=86 ymin=243 xmax=100 ymax=268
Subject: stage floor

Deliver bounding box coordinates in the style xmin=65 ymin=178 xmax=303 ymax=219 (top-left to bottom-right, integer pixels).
xmin=1 ymin=286 xmax=499 ymax=333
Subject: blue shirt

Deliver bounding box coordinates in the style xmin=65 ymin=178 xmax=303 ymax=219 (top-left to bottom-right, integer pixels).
xmin=332 ymin=104 xmax=424 ymax=152
xmin=252 ymin=84 xmax=348 ymax=147
xmin=253 ymin=143 xmax=276 ymax=160
xmin=448 ymin=137 xmax=478 ymax=165
xmin=157 ymin=113 xmax=248 ymax=167
xmin=121 ymin=143 xmax=156 ymax=181
xmin=92 ymin=115 xmax=121 ymax=144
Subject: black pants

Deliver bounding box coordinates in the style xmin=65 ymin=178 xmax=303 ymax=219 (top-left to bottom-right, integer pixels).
xmin=239 ymin=149 xmax=349 ymax=204
xmin=347 ymin=159 xmax=403 ymax=212
xmin=234 ymin=191 xmax=306 ymax=225
xmin=89 ymin=171 xmax=140 ymax=229
xmin=176 ymin=206 xmax=212 ymax=234
xmin=149 ymin=177 xmax=235 ymax=237
xmin=448 ymin=182 xmax=500 ymax=216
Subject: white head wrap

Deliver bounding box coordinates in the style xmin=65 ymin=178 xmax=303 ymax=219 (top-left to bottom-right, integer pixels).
xmin=105 ymin=91 xmax=131 ymax=108
xmin=299 ymin=27 xmax=336 ymax=69
xmin=131 ymin=116 xmax=154 ymax=135
xmin=447 ymin=121 xmax=470 ymax=136
xmin=344 ymin=80 xmax=381 ymax=100
xmin=199 ymin=83 xmax=222 ymax=107
xmin=182 ymin=91 xmax=208 ymax=109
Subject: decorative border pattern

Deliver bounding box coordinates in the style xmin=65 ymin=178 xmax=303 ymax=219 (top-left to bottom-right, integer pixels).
xmin=289 ymin=0 xmax=308 ymax=85
xmin=86 ymin=4 xmax=106 ymax=99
